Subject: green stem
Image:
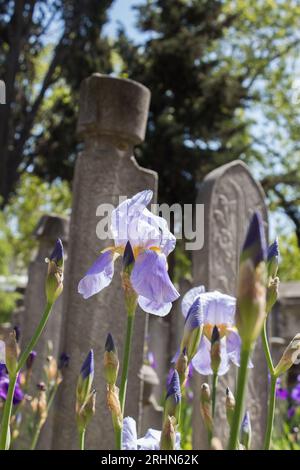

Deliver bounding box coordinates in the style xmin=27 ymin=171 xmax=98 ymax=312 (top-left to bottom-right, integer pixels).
xmin=264 ymin=374 xmax=277 ymax=450
xmin=117 ymin=311 xmax=136 ymax=450
xmin=30 ymin=424 xmax=42 ymax=451
xmin=119 ymin=313 xmax=135 ymax=415
xmin=79 ymin=428 xmax=86 ymax=450
xmin=0 ymin=374 xmax=17 ymax=450
xmin=212 ymin=373 xmax=218 ymax=418
xmin=112 ymin=414 xmax=122 ymax=450
xmin=228 ymin=347 xmax=251 ymax=450
xmin=17 ymin=302 xmax=53 ymax=372
xmin=261 ymin=320 xmax=275 ymax=375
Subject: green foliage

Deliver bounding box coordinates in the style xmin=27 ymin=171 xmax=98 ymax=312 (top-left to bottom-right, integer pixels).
xmin=278 ymin=233 xmax=300 ymax=281
xmin=0 ymin=173 xmax=71 ymax=323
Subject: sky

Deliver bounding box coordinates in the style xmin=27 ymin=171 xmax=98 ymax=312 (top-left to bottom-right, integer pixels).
xmin=104 ymin=0 xmax=144 ymax=42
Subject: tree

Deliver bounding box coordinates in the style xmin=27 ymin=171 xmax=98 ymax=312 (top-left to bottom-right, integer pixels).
xmin=116 ymin=0 xmax=300 ymax=244
xmin=0 ymin=0 xmax=114 ymax=207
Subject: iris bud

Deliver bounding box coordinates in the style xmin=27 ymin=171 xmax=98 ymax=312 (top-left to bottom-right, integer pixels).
xmin=45 ymin=239 xmax=64 ymax=304
xmin=163 ymin=370 xmax=181 ymax=424
xmin=200 ymin=383 xmax=213 ymax=434
xmin=267 ymin=239 xmax=279 ymax=280
xmin=266 ymin=277 xmax=279 ymax=314
xmin=76 ymin=350 xmax=94 ymax=411
xmin=274 ymin=334 xmax=300 ymax=377
xmin=160 ymin=415 xmax=176 ymax=450
xmin=175 ymin=348 xmax=189 ymax=387
xmin=180 ymin=297 xmax=203 ymax=362
xmin=5 ymin=331 xmax=19 ymax=375
xmin=236 ymin=212 xmax=267 ymax=349
xmin=121 ymin=241 xmax=138 ymax=316
xmin=104 ymin=333 xmax=119 ymax=386
xmin=225 ymin=387 xmax=235 ymax=426
xmin=210 ymin=326 xmax=221 ymax=375
xmin=240 ymin=411 xmax=251 ymax=450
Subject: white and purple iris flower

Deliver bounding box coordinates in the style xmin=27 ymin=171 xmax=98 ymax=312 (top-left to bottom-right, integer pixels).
xmin=78 ymin=190 xmax=179 ymax=316
xmin=122 ymin=417 xmax=181 ymax=450
xmin=181 ymin=287 xmax=253 ymax=376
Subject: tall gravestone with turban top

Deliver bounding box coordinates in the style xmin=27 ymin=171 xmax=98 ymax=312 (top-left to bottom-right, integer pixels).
xmin=51 ymin=75 xmax=158 ymax=449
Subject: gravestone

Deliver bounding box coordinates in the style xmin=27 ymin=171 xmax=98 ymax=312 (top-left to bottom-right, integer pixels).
xmin=270 ymin=282 xmax=300 ymax=364
xmin=192 ymin=160 xmax=269 ymax=450
xmin=51 ymin=74 xmax=158 ymax=450
xmin=21 ymin=214 xmax=69 ymax=378
xmin=20 ymin=214 xmax=69 ymax=449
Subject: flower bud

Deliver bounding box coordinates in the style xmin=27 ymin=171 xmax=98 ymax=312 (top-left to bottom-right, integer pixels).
xmin=45 ymin=239 xmax=64 ymax=304
xmin=267 ymin=238 xmax=279 ymax=280
xmin=77 ymin=389 xmax=96 ymax=431
xmin=5 ymin=331 xmax=19 ymax=375
xmin=240 ymin=411 xmax=251 ymax=450
xmin=175 ymin=348 xmax=189 ymax=387
xmin=160 ymin=415 xmax=176 ymax=450
xmin=200 ymin=383 xmax=213 ymax=434
xmin=76 ymin=350 xmax=94 ymax=410
xmin=210 ymin=326 xmax=221 ymax=375
xmin=274 ymin=334 xmax=300 ymax=377
xmin=107 ymin=384 xmax=122 ymax=428
xmin=104 ymin=333 xmax=119 ymax=386
xmin=164 ymin=370 xmax=181 ymax=424
xmin=236 ymin=212 xmax=267 ymax=349
xmin=266 ymin=277 xmax=279 ymax=314
xmin=26 ymin=350 xmax=37 ymax=371
xmin=225 ymin=387 xmax=235 ymax=426
xmin=44 ymin=355 xmax=58 ymax=384
xmin=121 ymin=242 xmax=138 ymax=315
xmin=180 ymin=297 xmax=203 ymax=362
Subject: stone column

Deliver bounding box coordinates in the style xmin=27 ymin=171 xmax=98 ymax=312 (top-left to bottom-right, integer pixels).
xmin=192 ymin=160 xmax=269 ymax=450
xmin=51 ymin=74 xmax=157 ymax=450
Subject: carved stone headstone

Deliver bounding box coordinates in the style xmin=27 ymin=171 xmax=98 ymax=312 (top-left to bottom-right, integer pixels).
xmin=270 ymin=282 xmax=300 ymax=364
xmin=192 ymin=160 xmax=269 ymax=450
xmin=21 ymin=214 xmax=69 ymax=377
xmin=51 ymin=74 xmax=157 ymax=450
xmin=20 ymin=214 xmax=69 ymax=449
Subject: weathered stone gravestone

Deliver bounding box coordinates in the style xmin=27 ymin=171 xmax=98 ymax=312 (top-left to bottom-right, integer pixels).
xmin=51 ymin=74 xmax=158 ymax=450
xmin=21 ymin=215 xmax=69 ymax=382
xmin=270 ymin=282 xmax=300 ymax=365
xmin=192 ymin=160 xmax=269 ymax=450
xmin=20 ymin=214 xmax=69 ymax=449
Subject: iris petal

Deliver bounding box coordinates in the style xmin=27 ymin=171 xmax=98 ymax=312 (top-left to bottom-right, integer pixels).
xmin=138 ymin=296 xmax=172 ymax=317
xmin=122 ymin=417 xmax=138 ymax=450
xmin=131 ymin=250 xmax=179 ymax=307
xmin=111 ymin=190 xmax=153 ymax=247
xmin=78 ymin=250 xmax=115 ymax=299
xmin=181 ymin=286 xmax=205 ymax=318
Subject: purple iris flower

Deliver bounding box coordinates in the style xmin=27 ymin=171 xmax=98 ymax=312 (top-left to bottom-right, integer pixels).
xmin=180 ymin=287 xmax=252 ymax=376
xmin=122 ymin=417 xmax=181 ymax=450
xmin=78 ymin=190 xmax=179 ymax=316
xmin=0 ymin=370 xmax=24 ymax=405
xmin=291 ymin=384 xmax=300 ymax=403
xmin=276 ymin=377 xmax=289 ymax=400
xmin=288 ymin=407 xmax=296 ymax=419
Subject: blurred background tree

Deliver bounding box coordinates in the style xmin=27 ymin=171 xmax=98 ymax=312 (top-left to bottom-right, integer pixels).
xmin=116 ymin=0 xmax=300 ymax=247
xmin=0 ymin=0 xmax=300 ymax=286
xmin=0 ymin=0 xmax=114 ymax=207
